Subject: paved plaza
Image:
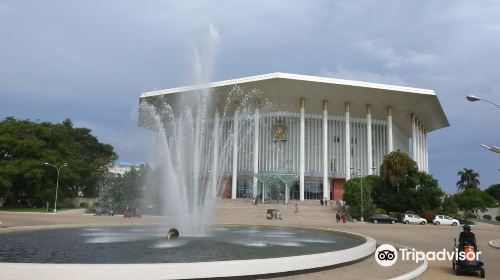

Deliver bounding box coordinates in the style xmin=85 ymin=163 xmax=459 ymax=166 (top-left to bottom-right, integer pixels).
xmin=1 ymin=200 xmax=499 ymax=279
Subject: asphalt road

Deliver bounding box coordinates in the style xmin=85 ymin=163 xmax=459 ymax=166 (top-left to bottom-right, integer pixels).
xmin=1 ymin=207 xmax=499 ymax=280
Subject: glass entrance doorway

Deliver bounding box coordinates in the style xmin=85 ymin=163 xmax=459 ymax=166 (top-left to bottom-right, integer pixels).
xmin=268 ymin=182 xmax=285 ymax=204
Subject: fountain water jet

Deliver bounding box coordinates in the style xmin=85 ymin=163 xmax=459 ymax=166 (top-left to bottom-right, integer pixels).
xmin=140 ymin=85 xmax=268 ymax=236
xmin=139 ymin=25 xmax=270 ymax=236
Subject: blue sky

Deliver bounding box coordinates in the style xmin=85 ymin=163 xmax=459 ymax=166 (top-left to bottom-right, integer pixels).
xmin=0 ymin=1 xmax=499 ymax=194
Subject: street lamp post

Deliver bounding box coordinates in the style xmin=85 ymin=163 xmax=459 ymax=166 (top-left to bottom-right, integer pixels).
xmin=358 ymin=169 xmax=364 ymax=222
xmin=350 ymin=167 xmax=364 ymax=222
xmin=44 ymin=162 xmax=67 ymax=213
xmin=480 ymin=144 xmax=500 ymax=154
xmin=466 ymin=95 xmax=500 ymax=156
xmin=466 ymin=95 xmax=500 ymax=109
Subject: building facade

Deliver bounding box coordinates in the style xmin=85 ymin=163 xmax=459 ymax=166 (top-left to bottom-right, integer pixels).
xmin=108 ymin=162 xmax=144 ymax=176
xmin=139 ymin=73 xmax=449 ymax=202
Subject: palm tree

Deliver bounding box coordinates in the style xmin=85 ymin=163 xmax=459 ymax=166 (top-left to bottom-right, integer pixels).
xmin=456 ymin=168 xmax=480 ymax=192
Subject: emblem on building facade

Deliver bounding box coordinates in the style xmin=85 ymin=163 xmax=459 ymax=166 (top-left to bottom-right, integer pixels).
xmin=273 ymin=120 xmax=287 ymax=142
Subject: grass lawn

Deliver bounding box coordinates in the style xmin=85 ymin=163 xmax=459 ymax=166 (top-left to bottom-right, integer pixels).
xmin=0 ymin=207 xmax=51 ymax=213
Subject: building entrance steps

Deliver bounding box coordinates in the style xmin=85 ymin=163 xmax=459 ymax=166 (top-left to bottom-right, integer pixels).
xmin=216 ymin=199 xmax=340 ymax=223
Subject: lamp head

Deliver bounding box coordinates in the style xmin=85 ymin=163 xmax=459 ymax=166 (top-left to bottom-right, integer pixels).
xmin=466 ymin=95 xmax=481 ymax=102
xmin=44 ymin=162 xmax=49 ymax=165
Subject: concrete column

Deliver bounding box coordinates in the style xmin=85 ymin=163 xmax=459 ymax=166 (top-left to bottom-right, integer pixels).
xmin=411 ymin=114 xmax=417 ymax=161
xmin=252 ymin=99 xmax=260 ymax=197
xmin=424 ymin=129 xmax=429 ymax=172
xmin=299 ymin=97 xmax=305 ymax=201
xmin=345 ymin=102 xmax=351 ymax=180
xmin=367 ymin=104 xmax=373 ymax=175
xmin=322 ymin=100 xmax=329 ymax=200
xmin=387 ymin=106 xmax=393 ymax=153
xmin=211 ymin=104 xmax=220 ymax=198
xmin=415 ymin=119 xmax=420 ymax=169
xmin=231 ymin=101 xmax=239 ymax=199
xmin=422 ymin=125 xmax=426 ymax=172
xmin=419 ymin=123 xmax=424 ymax=171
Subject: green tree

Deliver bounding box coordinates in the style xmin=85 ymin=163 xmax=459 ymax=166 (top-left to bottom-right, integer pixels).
xmin=454 ymin=189 xmax=496 ymax=217
xmin=456 ymin=168 xmax=480 ymax=192
xmin=440 ymin=195 xmax=459 ymax=215
xmin=379 ymin=150 xmax=418 ymax=191
xmin=344 ymin=175 xmax=379 ymax=220
xmin=484 ymin=184 xmax=500 ymax=202
xmin=409 ymin=172 xmax=445 ymax=212
xmin=0 ymin=117 xmax=117 ymax=207
xmin=374 ymin=150 xmax=444 ymax=213
xmin=99 ymin=168 xmax=145 ymax=212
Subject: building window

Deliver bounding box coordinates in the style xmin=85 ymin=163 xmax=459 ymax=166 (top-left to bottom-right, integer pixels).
xmin=304 ymin=180 xmax=323 ymax=200
xmin=236 ymin=178 xmax=252 ymax=198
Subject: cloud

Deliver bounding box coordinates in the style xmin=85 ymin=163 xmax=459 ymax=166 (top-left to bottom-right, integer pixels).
xmin=318 ymin=66 xmax=407 ymax=86
xmin=1 ymin=1 xmax=499 ymax=193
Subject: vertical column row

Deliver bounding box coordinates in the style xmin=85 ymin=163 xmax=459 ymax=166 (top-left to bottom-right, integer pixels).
xmin=299 ymin=98 xmax=305 ymax=201
xmin=228 ymin=97 xmax=405 ymax=200
xmin=367 ymin=105 xmax=372 ymax=175
xmin=211 ymin=104 xmax=220 ymax=198
xmin=322 ymin=100 xmax=328 ymax=199
xmin=231 ymin=101 xmax=239 ymax=199
xmin=345 ymin=102 xmax=351 ymax=180
xmin=253 ymin=99 xmax=260 ymax=196
xmin=411 ymin=114 xmax=417 ymax=162
xmin=410 ymin=114 xmax=429 ymax=172
xmin=424 ymin=129 xmax=429 ymax=172
xmin=387 ymin=106 xmax=393 ymax=153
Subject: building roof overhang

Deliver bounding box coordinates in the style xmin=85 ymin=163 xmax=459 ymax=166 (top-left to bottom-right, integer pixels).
xmin=140 ymin=72 xmax=449 ymax=135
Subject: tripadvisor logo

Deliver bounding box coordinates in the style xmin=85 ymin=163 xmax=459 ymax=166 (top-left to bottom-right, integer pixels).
xmin=375 ymin=244 xmax=398 ymax=267
xmin=375 ymin=244 xmax=482 ymax=267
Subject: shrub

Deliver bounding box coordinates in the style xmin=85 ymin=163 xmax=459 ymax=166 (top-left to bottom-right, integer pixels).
xmin=374 ymin=208 xmax=386 ymax=214
xmin=496 ymin=215 xmax=500 ymax=222
xmin=483 ymin=214 xmax=492 ymax=220
xmin=421 ymin=211 xmax=436 ymax=223
xmin=389 ymin=212 xmax=404 ymax=222
xmin=56 ymin=201 xmax=75 ymax=210
xmin=463 ymin=211 xmax=477 ymax=219
xmin=79 ymin=202 xmax=89 ymax=209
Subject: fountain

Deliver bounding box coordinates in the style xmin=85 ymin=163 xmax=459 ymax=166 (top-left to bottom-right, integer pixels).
xmin=139 ymin=83 xmax=268 ymax=236
xmin=0 ymin=25 xmax=376 ymax=279
xmin=138 ymin=24 xmax=274 ymax=236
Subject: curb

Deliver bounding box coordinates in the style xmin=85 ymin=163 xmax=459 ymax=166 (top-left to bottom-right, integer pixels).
xmin=388 ymin=259 xmax=428 ymax=280
xmin=489 ymin=239 xmax=500 ymax=250
xmin=385 ymin=242 xmax=428 ymax=280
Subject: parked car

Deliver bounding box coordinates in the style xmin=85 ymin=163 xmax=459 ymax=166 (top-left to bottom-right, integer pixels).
xmin=94 ymin=207 xmax=114 ymax=216
xmin=403 ymin=214 xmax=427 ymax=225
xmin=123 ymin=207 xmax=142 ymax=218
xmin=368 ymin=214 xmax=397 ymax=224
xmin=433 ymin=215 xmax=459 ymax=226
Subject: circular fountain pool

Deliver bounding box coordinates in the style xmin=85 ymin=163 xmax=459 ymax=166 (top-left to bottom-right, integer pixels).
xmin=0 ymin=225 xmax=375 ymax=279
xmin=0 ymin=226 xmax=363 ymax=263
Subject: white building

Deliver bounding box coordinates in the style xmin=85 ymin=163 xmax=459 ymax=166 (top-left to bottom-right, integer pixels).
xmin=109 ymin=162 xmax=144 ymax=176
xmin=139 ymin=73 xmax=449 ymax=202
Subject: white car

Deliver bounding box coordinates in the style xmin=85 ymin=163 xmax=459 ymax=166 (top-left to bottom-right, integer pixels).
xmin=403 ymin=214 xmax=427 ymax=225
xmin=432 ymin=215 xmax=460 ymax=226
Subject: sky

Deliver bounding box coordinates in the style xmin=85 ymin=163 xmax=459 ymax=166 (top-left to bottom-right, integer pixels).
xmin=0 ymin=1 xmax=499 ymax=194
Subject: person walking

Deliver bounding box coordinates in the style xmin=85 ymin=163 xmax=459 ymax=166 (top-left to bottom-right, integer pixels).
xmin=341 ymin=212 xmax=347 ymax=223
xmin=336 ymin=211 xmax=340 ymax=223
